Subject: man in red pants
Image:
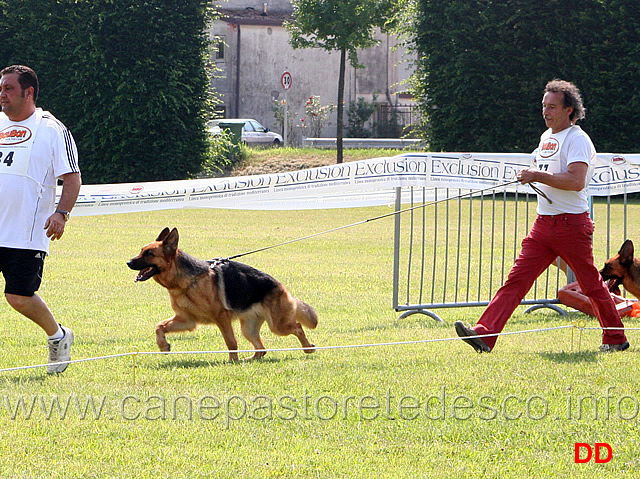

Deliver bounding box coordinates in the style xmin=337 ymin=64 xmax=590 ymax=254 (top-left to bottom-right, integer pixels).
xmin=455 ymin=79 xmax=629 ymax=353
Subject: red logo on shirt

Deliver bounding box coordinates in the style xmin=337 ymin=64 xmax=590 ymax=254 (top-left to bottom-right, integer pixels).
xmin=539 ymin=138 xmax=559 ymax=158
xmin=0 ymin=125 xmax=32 ymax=145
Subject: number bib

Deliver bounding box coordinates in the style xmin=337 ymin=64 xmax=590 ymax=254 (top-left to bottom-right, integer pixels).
xmin=0 ymin=111 xmax=41 ymax=178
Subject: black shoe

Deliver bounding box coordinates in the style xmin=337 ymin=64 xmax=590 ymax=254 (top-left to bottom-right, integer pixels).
xmin=598 ymin=341 xmax=630 ymax=352
xmin=455 ymin=321 xmax=491 ymax=353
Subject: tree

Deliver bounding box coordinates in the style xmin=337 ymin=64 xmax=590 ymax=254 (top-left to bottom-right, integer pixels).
xmin=347 ymin=96 xmax=378 ymax=138
xmin=0 ymin=0 xmax=216 ymax=183
xmin=286 ymin=0 xmax=394 ymax=163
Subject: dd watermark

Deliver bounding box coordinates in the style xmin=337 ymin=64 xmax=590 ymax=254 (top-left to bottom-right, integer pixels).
xmin=575 ymin=443 xmax=613 ymax=464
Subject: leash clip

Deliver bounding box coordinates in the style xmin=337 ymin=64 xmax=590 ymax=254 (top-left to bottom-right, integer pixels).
xmin=208 ymin=257 xmax=229 ymax=268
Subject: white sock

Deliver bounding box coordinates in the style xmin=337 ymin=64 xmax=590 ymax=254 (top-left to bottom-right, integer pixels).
xmin=48 ymin=326 xmax=64 ymax=342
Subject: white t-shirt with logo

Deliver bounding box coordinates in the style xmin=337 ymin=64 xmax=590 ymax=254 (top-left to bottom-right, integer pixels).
xmin=0 ymin=108 xmax=79 ymax=253
xmin=532 ymin=125 xmax=594 ymax=215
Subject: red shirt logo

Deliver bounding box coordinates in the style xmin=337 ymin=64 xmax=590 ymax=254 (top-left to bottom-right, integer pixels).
xmin=539 ymin=138 xmax=559 ymax=158
xmin=0 ymin=125 xmax=32 ymax=145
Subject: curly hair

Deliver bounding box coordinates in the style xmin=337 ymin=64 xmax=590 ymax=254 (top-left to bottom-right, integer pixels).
xmin=0 ymin=65 xmax=39 ymax=103
xmin=544 ymin=79 xmax=585 ymax=122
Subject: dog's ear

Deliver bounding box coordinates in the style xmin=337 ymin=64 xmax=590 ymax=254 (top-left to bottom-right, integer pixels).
xmin=619 ymin=239 xmax=634 ymax=265
xmin=156 ymin=227 xmax=171 ymax=242
xmin=162 ymin=228 xmax=179 ymax=257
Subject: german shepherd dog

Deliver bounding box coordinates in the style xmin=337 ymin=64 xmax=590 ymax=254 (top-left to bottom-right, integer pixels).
xmin=127 ymin=227 xmax=318 ymax=361
xmin=600 ymin=239 xmax=640 ymax=299
xmin=557 ymin=239 xmax=640 ymax=317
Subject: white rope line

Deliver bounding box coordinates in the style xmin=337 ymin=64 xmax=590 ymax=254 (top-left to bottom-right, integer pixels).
xmin=0 ymin=352 xmax=137 ymax=373
xmin=0 ymin=323 xmax=614 ymax=374
xmin=582 ymin=326 xmax=640 ymax=331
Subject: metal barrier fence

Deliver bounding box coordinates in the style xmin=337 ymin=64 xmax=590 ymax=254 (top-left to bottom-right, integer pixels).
xmin=392 ymin=186 xmax=635 ymax=322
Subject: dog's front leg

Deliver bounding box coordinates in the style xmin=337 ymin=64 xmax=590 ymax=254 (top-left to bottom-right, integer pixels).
xmin=155 ymin=315 xmax=196 ymax=352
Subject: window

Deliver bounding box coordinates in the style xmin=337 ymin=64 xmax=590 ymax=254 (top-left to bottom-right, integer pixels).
xmin=214 ymin=36 xmax=225 ymax=61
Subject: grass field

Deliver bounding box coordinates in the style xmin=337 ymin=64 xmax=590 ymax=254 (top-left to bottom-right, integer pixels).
xmin=0 ymin=205 xmax=638 ymax=478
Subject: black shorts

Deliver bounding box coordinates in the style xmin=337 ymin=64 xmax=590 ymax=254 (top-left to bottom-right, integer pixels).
xmin=0 ymin=247 xmax=46 ymax=296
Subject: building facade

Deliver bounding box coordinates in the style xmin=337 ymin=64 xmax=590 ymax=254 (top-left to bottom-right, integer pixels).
xmin=210 ymin=1 xmax=415 ymax=142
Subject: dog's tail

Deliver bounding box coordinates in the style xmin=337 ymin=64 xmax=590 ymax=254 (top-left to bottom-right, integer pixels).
xmin=295 ymin=299 xmax=318 ymax=329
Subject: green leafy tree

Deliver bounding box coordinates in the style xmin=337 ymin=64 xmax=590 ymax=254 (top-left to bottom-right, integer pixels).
xmin=347 ymin=96 xmax=378 ymax=138
xmin=0 ymin=0 xmax=216 ymax=183
xmin=286 ymin=0 xmax=395 ymax=163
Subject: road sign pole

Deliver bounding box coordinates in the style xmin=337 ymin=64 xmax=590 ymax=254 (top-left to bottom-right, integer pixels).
xmin=281 ymin=71 xmax=292 ymax=147
xmin=284 ymin=93 xmax=288 ymax=147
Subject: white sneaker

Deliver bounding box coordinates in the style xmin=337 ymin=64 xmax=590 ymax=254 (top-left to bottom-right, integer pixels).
xmin=47 ymin=326 xmax=74 ymax=374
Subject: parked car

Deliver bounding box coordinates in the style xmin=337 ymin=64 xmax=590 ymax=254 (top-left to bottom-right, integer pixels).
xmin=207 ymin=118 xmax=283 ymax=147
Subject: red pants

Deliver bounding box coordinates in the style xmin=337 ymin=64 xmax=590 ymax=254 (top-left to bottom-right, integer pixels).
xmin=474 ymin=212 xmax=627 ymax=349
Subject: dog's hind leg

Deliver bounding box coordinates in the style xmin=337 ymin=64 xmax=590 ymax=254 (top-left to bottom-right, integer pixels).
xmin=286 ymin=323 xmax=316 ymax=354
xmin=267 ymin=300 xmax=316 ymax=354
xmin=155 ymin=315 xmax=197 ymax=352
xmin=214 ymin=311 xmax=241 ymax=362
xmin=239 ymin=314 xmax=267 ymax=360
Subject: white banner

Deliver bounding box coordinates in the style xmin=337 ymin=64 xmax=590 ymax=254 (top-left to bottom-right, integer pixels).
xmin=65 ymin=153 xmax=640 ymax=216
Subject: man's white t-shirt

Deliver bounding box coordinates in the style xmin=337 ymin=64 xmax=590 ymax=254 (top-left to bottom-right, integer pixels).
xmin=533 ymin=125 xmax=594 ymax=216
xmin=0 ymin=108 xmax=79 ymax=253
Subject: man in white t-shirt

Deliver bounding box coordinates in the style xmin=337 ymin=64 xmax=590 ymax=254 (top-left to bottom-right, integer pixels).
xmin=0 ymin=65 xmax=81 ymax=373
xmin=455 ymin=79 xmax=628 ymax=353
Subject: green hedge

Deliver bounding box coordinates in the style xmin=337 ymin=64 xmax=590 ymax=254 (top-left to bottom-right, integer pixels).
xmin=413 ymin=0 xmax=640 ymax=153
xmin=0 ymin=0 xmax=214 ymax=183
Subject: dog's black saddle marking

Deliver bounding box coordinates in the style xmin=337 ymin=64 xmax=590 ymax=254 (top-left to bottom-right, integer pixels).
xmin=211 ymin=260 xmax=280 ymax=311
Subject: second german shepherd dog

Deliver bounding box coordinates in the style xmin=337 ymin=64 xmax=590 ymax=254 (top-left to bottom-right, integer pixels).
xmin=127 ymin=227 xmax=318 ymax=361
xmin=600 ymin=239 xmax=640 ymax=299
